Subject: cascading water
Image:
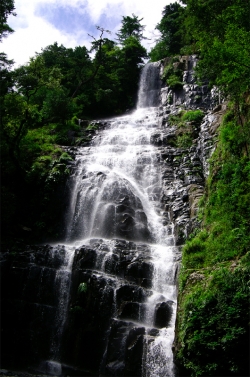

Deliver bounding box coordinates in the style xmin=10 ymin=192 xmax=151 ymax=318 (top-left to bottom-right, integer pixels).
xmin=1 ymin=56 xmax=218 ymax=376
xmin=5 ymin=62 xmax=179 ymax=376
xmin=58 ymin=62 xmax=179 ymax=376
xmin=38 ymin=246 xmax=75 ymax=375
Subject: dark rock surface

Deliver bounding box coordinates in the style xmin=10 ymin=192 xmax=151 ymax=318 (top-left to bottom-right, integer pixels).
xmin=1 ymin=240 xmax=156 ymax=376
xmin=154 ymin=301 xmax=174 ymax=328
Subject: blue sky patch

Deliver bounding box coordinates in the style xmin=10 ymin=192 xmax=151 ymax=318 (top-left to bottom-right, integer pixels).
xmin=35 ymin=3 xmax=96 ymax=35
xmin=35 ymin=2 xmax=121 ymax=38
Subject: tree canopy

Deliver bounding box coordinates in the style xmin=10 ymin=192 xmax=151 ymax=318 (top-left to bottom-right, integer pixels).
xmin=149 ymin=2 xmax=185 ymax=61
xmin=181 ymin=0 xmax=250 ymax=98
xmin=0 ymin=0 xmax=16 ymax=41
xmin=116 ymin=14 xmax=146 ymax=43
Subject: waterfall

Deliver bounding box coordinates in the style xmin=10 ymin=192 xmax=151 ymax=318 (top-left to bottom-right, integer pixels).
xmin=1 ymin=56 xmax=219 ymax=376
xmin=137 ymin=62 xmax=161 ymax=108
xmin=1 ymin=62 xmax=179 ymax=376
xmin=60 ymin=62 xmax=178 ymax=376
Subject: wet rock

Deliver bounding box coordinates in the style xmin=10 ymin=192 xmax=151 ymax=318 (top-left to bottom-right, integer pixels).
xmin=187 ymin=272 xmax=205 ymax=283
xmin=150 ymin=132 xmax=162 ymax=146
xmin=73 ymin=246 xmax=97 ymax=269
xmin=125 ymin=327 xmax=145 ymax=376
xmin=125 ymin=260 xmax=153 ymax=288
xmin=118 ymin=302 xmax=141 ymax=321
xmin=154 ymin=301 xmax=174 ymax=328
xmin=116 ymin=285 xmax=148 ymax=307
xmin=104 ymin=319 xmax=130 ymax=375
xmin=148 ymin=328 xmax=160 ymax=336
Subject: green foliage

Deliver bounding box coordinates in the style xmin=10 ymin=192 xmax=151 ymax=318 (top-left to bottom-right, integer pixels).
xmin=86 ymin=123 xmax=99 ymax=131
xmin=177 ymin=265 xmax=250 ymax=376
xmin=70 ymin=305 xmax=84 ymax=314
xmin=176 ymin=106 xmax=250 ymax=376
xmin=167 ymin=74 xmax=183 ymax=90
xmin=78 ymin=282 xmax=88 ymax=294
xmin=0 ymin=0 xmax=16 ymax=41
xmin=168 ymin=112 xmax=184 ymax=126
xmin=161 ymin=59 xmax=184 ymax=89
xmin=176 ymin=133 xmax=193 ymax=148
xmin=181 ymin=110 xmax=204 ymax=123
xmin=182 ymin=0 xmax=250 ymax=98
xmin=167 ymin=109 xmax=204 ymax=149
xmin=116 ymin=14 xmax=146 ymax=43
xmin=149 ymin=2 xmax=186 ymax=61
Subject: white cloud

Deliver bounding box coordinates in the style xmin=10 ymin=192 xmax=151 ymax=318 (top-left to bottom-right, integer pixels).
xmin=1 ymin=0 xmax=172 ymax=67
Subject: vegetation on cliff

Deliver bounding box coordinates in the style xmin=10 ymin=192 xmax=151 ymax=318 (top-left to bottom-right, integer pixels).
xmin=175 ymin=104 xmax=250 ymax=376
xmin=0 ymin=9 xmax=147 ymax=243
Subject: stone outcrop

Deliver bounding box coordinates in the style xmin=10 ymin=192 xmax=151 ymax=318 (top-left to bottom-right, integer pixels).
xmin=155 ymin=55 xmax=225 ymax=242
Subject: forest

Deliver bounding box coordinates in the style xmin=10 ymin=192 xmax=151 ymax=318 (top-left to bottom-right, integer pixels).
xmin=1 ymin=0 xmax=250 ymax=376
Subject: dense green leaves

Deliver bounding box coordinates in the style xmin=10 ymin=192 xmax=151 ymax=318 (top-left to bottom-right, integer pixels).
xmin=178 ymin=264 xmax=250 ymax=376
xmin=116 ymin=14 xmax=146 ymax=43
xmin=149 ymin=2 xmax=186 ymax=61
xmin=182 ymin=0 xmax=250 ymax=98
xmin=0 ymin=0 xmax=15 ymax=41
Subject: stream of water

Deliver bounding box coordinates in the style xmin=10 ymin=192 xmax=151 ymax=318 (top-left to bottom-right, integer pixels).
xmin=44 ymin=62 xmax=178 ymax=376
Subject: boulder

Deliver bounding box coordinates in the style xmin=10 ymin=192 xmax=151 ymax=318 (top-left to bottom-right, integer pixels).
xmin=154 ymin=301 xmax=174 ymax=328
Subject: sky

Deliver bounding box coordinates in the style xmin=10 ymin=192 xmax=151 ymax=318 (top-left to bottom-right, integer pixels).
xmin=2 ymin=0 xmax=173 ymax=67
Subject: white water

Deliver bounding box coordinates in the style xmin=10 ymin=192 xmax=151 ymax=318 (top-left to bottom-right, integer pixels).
xmin=40 ymin=63 xmax=177 ymax=376
xmin=61 ymin=63 xmax=178 ymax=376
xmin=40 ymin=246 xmax=75 ymax=375
xmin=66 ymin=108 xmax=165 ymax=243
xmin=143 ymin=244 xmax=177 ymax=377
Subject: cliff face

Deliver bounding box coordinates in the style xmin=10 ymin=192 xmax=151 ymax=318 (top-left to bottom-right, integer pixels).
xmin=1 ymin=56 xmax=249 ymax=377
xmin=160 ymin=57 xmax=249 ymax=377
xmin=155 ymin=55 xmax=224 ymax=246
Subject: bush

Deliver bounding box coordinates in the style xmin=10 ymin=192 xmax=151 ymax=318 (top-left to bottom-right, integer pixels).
xmin=181 ymin=110 xmax=204 ymax=123
xmin=177 ymin=266 xmax=250 ymax=376
xmin=167 ymin=74 xmax=183 ymax=90
xmin=176 ymin=133 xmax=193 ymax=148
xmin=162 ymin=60 xmax=183 ymax=90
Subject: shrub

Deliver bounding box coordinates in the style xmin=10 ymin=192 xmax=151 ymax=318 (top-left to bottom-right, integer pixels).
xmin=176 ymin=133 xmax=193 ymax=148
xmin=181 ymin=110 xmax=204 ymax=123
xmin=78 ymin=282 xmax=87 ymax=294
xmin=167 ymin=74 xmax=183 ymax=90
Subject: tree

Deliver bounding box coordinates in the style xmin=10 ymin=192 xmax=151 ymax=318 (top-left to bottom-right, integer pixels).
xmin=0 ymin=0 xmax=16 ymax=41
xmin=0 ymin=52 xmax=14 ymax=98
xmin=70 ymin=26 xmax=111 ymax=99
xmin=149 ymin=2 xmax=186 ymax=61
xmin=116 ymin=14 xmax=146 ymax=44
xmin=181 ymin=0 xmax=250 ymax=98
